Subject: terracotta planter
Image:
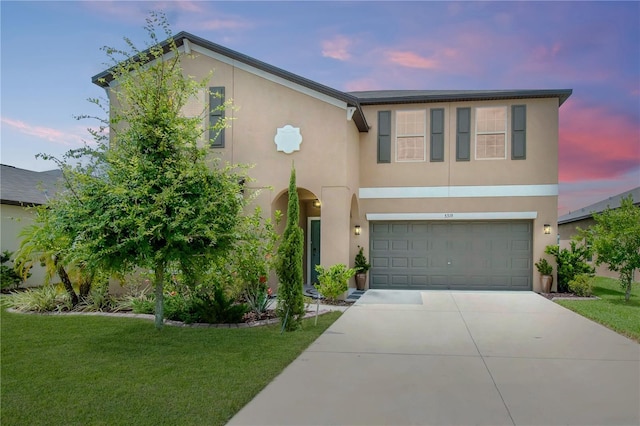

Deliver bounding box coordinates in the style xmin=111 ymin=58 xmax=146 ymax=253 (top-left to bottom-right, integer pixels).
xmin=355 ymin=272 xmax=367 ymax=291
xmin=541 ymin=275 xmax=553 ymax=293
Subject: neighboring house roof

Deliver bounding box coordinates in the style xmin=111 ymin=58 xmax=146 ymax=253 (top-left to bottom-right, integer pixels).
xmin=349 ymin=89 xmax=573 ymax=107
xmin=558 ymin=187 xmax=640 ymax=225
xmin=0 ymin=164 xmax=63 ymax=206
xmin=92 ymin=32 xmax=573 ymax=133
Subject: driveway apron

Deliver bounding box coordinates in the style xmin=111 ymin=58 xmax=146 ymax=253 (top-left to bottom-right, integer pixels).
xmin=227 ymin=290 xmax=640 ymax=426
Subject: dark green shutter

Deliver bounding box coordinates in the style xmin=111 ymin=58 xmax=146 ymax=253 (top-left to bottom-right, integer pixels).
xmin=378 ymin=111 xmax=391 ymax=163
xmin=511 ymin=105 xmax=526 ymax=160
xmin=456 ymin=107 xmax=470 ymax=161
xmin=430 ymin=108 xmax=445 ymax=162
xmin=209 ymin=87 xmax=225 ymax=148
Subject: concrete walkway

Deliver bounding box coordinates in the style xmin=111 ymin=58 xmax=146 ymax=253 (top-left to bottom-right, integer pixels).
xmin=227 ymin=290 xmax=640 ymax=426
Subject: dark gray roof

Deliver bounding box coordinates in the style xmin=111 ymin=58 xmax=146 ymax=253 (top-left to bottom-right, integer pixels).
xmin=558 ymin=186 xmax=640 ymax=224
xmin=0 ymin=164 xmax=64 ymax=206
xmin=92 ymin=32 xmax=573 ymax=134
xmin=349 ymin=89 xmax=572 ymax=106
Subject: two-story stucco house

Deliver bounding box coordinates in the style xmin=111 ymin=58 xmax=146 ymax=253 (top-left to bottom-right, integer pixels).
xmin=93 ymin=32 xmax=570 ymax=293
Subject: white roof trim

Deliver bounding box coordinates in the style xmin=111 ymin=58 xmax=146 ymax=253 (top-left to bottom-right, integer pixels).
xmin=359 ymin=184 xmax=558 ymax=199
xmin=190 ymin=44 xmax=348 ymax=110
xmin=366 ymin=211 xmax=539 ymax=221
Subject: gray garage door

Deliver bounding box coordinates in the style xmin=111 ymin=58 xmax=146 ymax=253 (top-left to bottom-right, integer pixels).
xmin=369 ymin=221 xmax=532 ymax=290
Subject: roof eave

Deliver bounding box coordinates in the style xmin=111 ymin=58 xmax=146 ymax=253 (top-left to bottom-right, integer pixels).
xmin=91 ymin=32 xmax=370 ymax=132
xmin=355 ymin=90 xmax=573 ymax=107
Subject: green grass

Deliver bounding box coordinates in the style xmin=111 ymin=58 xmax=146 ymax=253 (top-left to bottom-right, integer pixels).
xmin=0 ymin=307 xmax=341 ymax=426
xmin=556 ymin=276 xmax=640 ymax=342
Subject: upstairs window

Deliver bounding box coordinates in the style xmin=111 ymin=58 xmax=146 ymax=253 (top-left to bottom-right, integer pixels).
xmin=396 ymin=110 xmax=425 ymax=162
xmin=475 ymin=106 xmax=506 ymax=159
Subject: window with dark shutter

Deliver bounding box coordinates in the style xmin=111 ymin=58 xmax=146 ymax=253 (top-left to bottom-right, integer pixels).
xmin=378 ymin=110 xmax=391 ymax=163
xmin=456 ymin=107 xmax=470 ymax=161
xmin=209 ymin=87 xmax=225 ymax=148
xmin=430 ymin=108 xmax=445 ymax=162
xmin=511 ymin=105 xmax=526 ymax=160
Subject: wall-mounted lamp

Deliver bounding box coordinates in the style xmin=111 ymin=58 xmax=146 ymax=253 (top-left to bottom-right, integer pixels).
xmin=312 ymin=199 xmax=321 ymax=208
xmin=354 ymin=225 xmax=361 ymax=236
xmin=544 ymin=224 xmax=551 ymax=235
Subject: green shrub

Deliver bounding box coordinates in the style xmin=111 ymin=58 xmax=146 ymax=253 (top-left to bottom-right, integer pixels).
xmin=1 ymin=250 xmax=26 ymax=290
xmin=315 ymin=264 xmax=356 ymax=302
xmin=568 ymin=274 xmax=593 ymax=297
xmin=131 ymin=295 xmax=155 ymax=315
xmin=7 ymin=286 xmax=71 ymax=312
xmin=189 ymin=287 xmax=248 ymax=324
xmin=545 ymin=242 xmax=594 ymax=292
xmin=77 ymin=285 xmax=114 ymax=312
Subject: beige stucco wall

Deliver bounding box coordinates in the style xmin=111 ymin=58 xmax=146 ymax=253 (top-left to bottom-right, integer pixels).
xmin=355 ymin=98 xmax=560 ymax=292
xmin=0 ymin=204 xmax=49 ymax=287
xmin=178 ymin=52 xmax=361 ymax=285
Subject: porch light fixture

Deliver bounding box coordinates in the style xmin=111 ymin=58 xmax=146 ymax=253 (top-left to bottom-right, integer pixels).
xmin=354 ymin=225 xmax=361 ymax=236
xmin=544 ymin=224 xmax=551 ymax=235
xmin=313 ymin=199 xmax=321 ymax=208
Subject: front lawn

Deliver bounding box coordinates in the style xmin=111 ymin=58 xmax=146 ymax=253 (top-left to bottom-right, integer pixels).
xmin=555 ymin=276 xmax=640 ymax=342
xmin=0 ymin=307 xmax=341 ymax=425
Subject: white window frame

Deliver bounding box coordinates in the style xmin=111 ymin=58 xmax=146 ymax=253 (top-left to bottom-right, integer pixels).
xmin=475 ymin=106 xmax=507 ymax=160
xmin=395 ymin=109 xmax=426 ymax=162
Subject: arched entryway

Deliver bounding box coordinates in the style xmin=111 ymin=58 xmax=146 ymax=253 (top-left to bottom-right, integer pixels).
xmin=271 ymin=187 xmax=321 ymax=285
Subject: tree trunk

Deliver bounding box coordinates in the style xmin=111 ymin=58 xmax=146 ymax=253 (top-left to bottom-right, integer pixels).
xmin=154 ymin=260 xmax=166 ymax=330
xmin=57 ymin=264 xmax=78 ymax=306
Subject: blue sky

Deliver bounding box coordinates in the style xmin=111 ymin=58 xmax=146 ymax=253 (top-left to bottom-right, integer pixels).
xmin=1 ymin=1 xmax=638 ymax=214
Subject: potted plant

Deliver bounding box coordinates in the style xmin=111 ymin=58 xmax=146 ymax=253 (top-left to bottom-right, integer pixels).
xmin=354 ymin=246 xmax=371 ymax=291
xmin=535 ymin=257 xmax=554 ymax=293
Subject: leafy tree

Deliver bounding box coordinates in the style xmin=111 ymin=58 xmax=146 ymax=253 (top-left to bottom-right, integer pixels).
xmin=37 ymin=13 xmax=247 ymax=328
xmin=275 ymin=165 xmax=305 ymax=331
xmin=545 ymin=242 xmax=594 ymax=293
xmin=582 ymin=195 xmax=640 ymax=301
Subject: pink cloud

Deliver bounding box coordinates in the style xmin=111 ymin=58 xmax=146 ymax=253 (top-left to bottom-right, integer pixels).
xmin=385 ymin=50 xmax=439 ymax=70
xmin=321 ymin=35 xmax=353 ymax=61
xmin=344 ymin=78 xmax=382 ymax=92
xmin=1 ymin=117 xmax=85 ymax=146
xmin=559 ymin=100 xmax=640 ymax=182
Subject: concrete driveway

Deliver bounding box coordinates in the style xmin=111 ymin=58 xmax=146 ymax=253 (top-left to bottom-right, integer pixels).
xmin=227 ymin=290 xmax=640 ymax=426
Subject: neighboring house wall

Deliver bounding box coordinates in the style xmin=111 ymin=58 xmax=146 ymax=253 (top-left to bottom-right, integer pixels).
xmin=559 ymin=192 xmax=640 ymax=281
xmin=1 ymin=165 xmax=63 ymax=288
xmin=0 ymin=204 xmax=48 ymax=287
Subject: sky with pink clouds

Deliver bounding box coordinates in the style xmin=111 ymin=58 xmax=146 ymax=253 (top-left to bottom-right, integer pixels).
xmin=1 ymin=1 xmax=638 ymax=215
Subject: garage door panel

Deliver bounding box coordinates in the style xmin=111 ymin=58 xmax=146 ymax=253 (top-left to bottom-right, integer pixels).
xmin=512 ymin=239 xmax=530 ymax=251
xmin=391 ymin=240 xmax=409 ymax=250
xmin=370 ymin=220 xmax=532 ymax=290
xmin=392 ymin=223 xmax=409 ymax=233
xmin=392 ymin=257 xmax=409 ymax=268
xmin=372 ymin=239 xmax=389 ymax=250
xmin=372 ymin=257 xmax=389 ymax=268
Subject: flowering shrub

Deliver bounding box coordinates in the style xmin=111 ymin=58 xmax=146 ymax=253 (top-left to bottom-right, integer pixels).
xmin=315 ymin=264 xmax=356 ymax=302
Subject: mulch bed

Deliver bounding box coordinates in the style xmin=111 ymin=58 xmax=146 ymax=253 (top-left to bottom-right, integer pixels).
xmin=539 ymin=292 xmax=597 ymax=300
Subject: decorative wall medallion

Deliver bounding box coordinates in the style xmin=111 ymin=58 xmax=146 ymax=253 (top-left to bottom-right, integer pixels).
xmin=274 ymin=125 xmax=302 ymax=154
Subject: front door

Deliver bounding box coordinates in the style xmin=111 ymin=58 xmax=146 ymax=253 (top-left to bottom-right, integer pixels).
xmin=309 ymin=218 xmax=321 ymax=285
